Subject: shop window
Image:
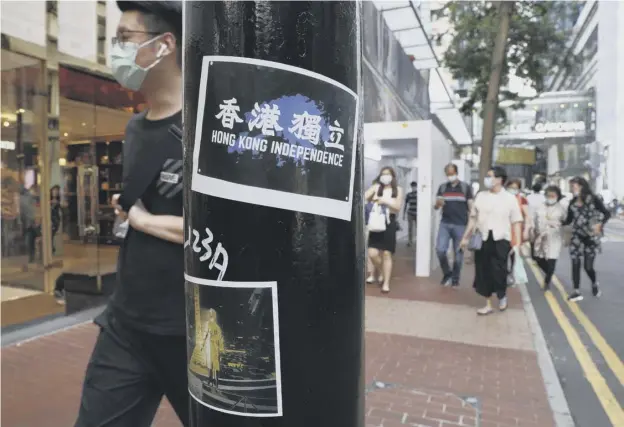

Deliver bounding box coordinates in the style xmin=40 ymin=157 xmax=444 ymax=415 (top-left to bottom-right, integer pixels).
xmin=1 ymin=49 xmax=48 ymax=297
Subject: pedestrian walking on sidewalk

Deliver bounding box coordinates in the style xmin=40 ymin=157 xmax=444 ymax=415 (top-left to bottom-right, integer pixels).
xmin=435 ymin=163 xmax=473 ymax=287
xmin=404 ymin=181 xmax=418 ymax=247
xmin=532 ymin=186 xmax=566 ymax=291
xmin=562 ymin=177 xmax=611 ymax=302
xmin=506 ymin=178 xmax=532 ymax=287
xmin=74 ymin=2 xmax=189 ymax=427
xmin=365 ymin=167 xmax=403 ymax=293
xmin=460 ymin=166 xmax=523 ymax=315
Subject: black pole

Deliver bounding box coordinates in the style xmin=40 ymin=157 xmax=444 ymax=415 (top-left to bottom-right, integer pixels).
xmin=183 ymin=2 xmax=364 ymax=427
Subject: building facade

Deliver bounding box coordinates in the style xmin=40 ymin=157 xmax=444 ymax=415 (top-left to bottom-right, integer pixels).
xmin=547 ymin=0 xmax=624 ymax=199
xmin=1 ymin=1 xmax=439 ymax=326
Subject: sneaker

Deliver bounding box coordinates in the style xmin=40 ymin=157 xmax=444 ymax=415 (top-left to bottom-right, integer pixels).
xmin=451 ymin=281 xmax=460 ymax=289
xmin=568 ymin=291 xmax=583 ymax=302
xmin=54 ymin=289 xmax=66 ymax=305
xmin=592 ymin=283 xmax=601 ymax=297
xmin=477 ymin=305 xmax=494 ymax=316
xmin=499 ymin=296 xmax=508 ymax=311
xmin=543 ymin=281 xmax=550 ymax=291
xmin=366 ymin=275 xmax=375 ymax=284
xmin=440 ymin=274 xmax=452 ymax=286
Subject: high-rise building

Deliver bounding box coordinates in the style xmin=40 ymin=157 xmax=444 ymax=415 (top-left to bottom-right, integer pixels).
xmin=548 ymin=0 xmax=624 ymax=199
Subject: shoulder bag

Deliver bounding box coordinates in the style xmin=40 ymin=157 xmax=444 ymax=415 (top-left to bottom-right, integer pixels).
xmin=367 ymin=203 xmax=388 ymax=232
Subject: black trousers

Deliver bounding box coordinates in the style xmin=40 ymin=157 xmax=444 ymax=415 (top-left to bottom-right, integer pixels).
xmin=473 ymin=232 xmax=510 ymax=299
xmin=535 ymin=257 xmax=557 ymax=286
xmin=74 ymin=311 xmax=190 ymax=427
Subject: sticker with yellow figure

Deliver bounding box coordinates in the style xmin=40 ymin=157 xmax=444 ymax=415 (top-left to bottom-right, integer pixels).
xmin=185 ymin=276 xmax=283 ymax=417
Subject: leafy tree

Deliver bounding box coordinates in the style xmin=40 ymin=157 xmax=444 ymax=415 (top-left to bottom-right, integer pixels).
xmin=434 ymin=1 xmax=579 ymax=117
xmin=433 ymin=1 xmax=580 ymax=182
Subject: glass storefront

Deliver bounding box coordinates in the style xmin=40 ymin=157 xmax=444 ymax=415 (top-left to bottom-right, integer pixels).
xmin=1 ymin=49 xmax=143 ymax=323
xmin=56 ymin=66 xmax=143 ymax=282
xmin=1 ymin=49 xmax=48 ymax=302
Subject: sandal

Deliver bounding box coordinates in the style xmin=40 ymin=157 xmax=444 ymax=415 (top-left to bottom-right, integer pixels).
xmin=381 ymin=284 xmax=390 ymax=293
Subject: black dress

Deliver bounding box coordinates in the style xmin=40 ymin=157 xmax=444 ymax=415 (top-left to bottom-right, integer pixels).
xmin=368 ymin=212 xmax=397 ymax=254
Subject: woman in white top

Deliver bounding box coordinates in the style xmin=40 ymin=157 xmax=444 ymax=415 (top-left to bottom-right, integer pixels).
xmin=532 ymin=185 xmax=566 ymax=291
xmin=460 ymin=166 xmax=523 ymax=315
xmin=364 ymin=167 xmax=403 ymax=293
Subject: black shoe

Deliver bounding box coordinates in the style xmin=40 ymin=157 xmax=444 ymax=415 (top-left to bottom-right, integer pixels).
xmin=440 ymin=274 xmax=452 ymax=286
xmin=592 ymin=283 xmax=601 ymax=297
xmin=568 ymin=291 xmax=583 ymax=302
xmin=543 ymin=282 xmax=550 ymax=291
xmin=451 ymin=281 xmax=460 ymax=289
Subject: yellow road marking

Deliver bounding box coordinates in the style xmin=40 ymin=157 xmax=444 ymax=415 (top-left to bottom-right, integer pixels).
xmin=527 ymin=262 xmax=624 ymax=426
xmin=551 ymin=275 xmax=624 ymax=388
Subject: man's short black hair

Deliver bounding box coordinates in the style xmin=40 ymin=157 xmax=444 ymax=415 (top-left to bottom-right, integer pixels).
xmin=489 ymin=166 xmax=508 ymax=185
xmin=444 ymin=163 xmax=458 ymax=174
xmin=532 ymin=182 xmax=543 ymax=193
xmin=410 ymin=181 xmax=417 ymax=187
xmin=117 ymin=1 xmax=182 ymax=67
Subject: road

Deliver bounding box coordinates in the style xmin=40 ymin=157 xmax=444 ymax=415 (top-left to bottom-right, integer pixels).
xmin=525 ymin=218 xmax=624 ymax=427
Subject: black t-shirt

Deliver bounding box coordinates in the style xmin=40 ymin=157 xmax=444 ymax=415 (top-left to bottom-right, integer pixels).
xmin=110 ymin=110 xmax=185 ymax=335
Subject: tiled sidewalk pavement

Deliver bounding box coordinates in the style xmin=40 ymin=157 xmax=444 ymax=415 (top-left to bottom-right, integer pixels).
xmin=2 ymin=246 xmax=557 ymax=427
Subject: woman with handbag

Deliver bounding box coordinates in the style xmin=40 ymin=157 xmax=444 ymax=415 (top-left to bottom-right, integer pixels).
xmin=533 ymin=186 xmax=567 ymax=291
xmin=365 ymin=167 xmax=403 ymax=293
xmin=562 ymin=177 xmax=611 ymax=301
xmin=460 ymin=167 xmax=523 ymax=315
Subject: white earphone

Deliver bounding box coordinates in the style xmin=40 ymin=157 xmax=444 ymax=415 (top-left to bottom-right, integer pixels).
xmin=156 ymin=43 xmax=167 ymax=58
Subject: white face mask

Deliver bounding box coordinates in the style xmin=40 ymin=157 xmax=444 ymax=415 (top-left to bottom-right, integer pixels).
xmin=379 ymin=175 xmax=392 ymax=185
xmin=484 ymin=177 xmax=495 ymax=189
xmin=110 ymin=35 xmax=166 ymax=91
xmin=447 ymin=175 xmax=458 ymax=182
xmin=546 ymin=198 xmax=557 ymax=205
xmin=508 ymin=188 xmax=518 ymax=196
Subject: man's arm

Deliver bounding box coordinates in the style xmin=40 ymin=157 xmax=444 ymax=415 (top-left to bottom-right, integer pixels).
xmin=403 ymin=194 xmax=409 ymax=219
xmin=465 ymin=184 xmax=474 ymax=215
xmin=127 ymin=203 xmax=184 ymax=244
xmin=434 ymin=184 xmax=444 ymax=210
xmin=117 ymin=142 xmax=164 ymax=212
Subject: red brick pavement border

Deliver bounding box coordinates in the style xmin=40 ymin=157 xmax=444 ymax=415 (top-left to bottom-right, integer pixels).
xmin=1 ymin=323 xmax=555 ymax=427
xmin=366 ymin=332 xmax=555 ymax=427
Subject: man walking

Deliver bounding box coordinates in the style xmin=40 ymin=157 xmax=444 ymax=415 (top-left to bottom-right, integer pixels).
xmin=435 ymin=164 xmax=473 ymax=287
xmin=74 ymin=2 xmax=189 ymax=426
xmin=404 ymin=181 xmax=418 ymax=246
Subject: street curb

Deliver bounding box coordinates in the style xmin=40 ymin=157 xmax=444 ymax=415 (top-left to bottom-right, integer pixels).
xmin=517 ymin=262 xmax=576 ymax=427
xmin=1 ymin=305 xmax=105 ymax=348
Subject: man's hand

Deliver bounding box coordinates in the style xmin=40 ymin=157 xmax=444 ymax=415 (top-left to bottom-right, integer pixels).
xmin=112 ymin=194 xmax=127 ymax=219
xmin=435 ymin=198 xmax=445 ymax=209
xmin=459 ymin=236 xmax=469 ymax=251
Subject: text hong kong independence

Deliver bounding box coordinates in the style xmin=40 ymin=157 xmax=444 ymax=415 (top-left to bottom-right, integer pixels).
xmin=211 ymin=98 xmax=346 ymax=167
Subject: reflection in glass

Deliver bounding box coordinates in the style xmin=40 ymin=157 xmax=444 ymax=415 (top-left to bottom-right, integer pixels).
xmin=1 ymin=49 xmax=46 ymax=298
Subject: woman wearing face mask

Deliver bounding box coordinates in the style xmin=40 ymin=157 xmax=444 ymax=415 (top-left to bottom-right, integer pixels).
xmin=562 ymin=177 xmax=611 ymax=301
xmin=533 ymin=186 xmax=566 ymax=290
xmin=365 ymin=167 xmax=403 ymax=293
xmin=460 ymin=167 xmax=523 ymax=315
